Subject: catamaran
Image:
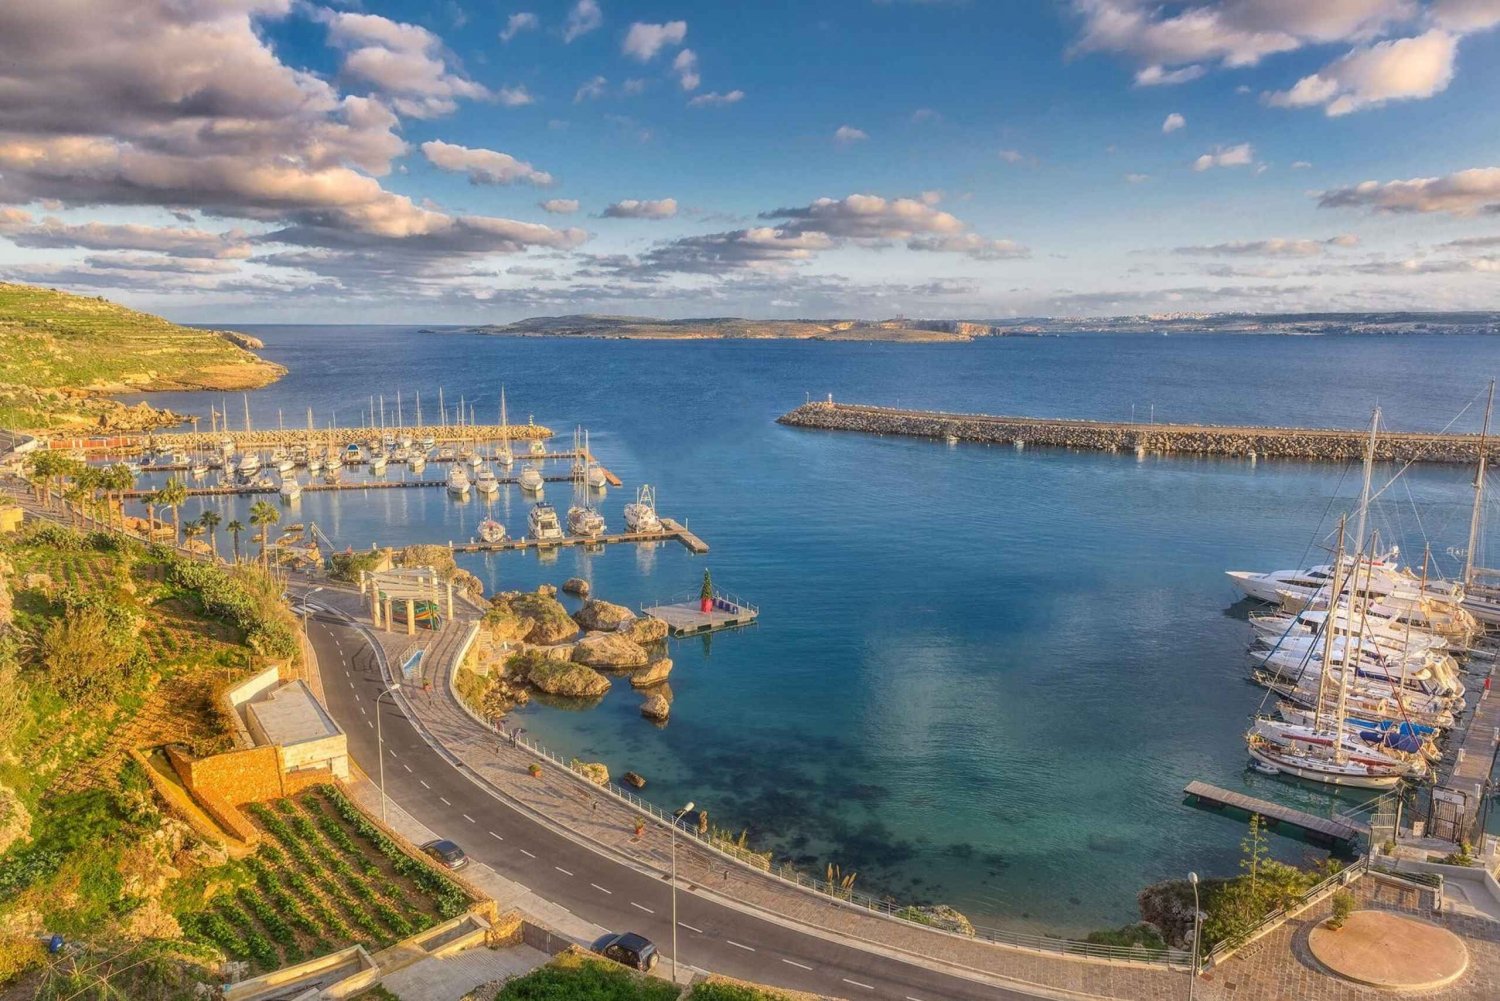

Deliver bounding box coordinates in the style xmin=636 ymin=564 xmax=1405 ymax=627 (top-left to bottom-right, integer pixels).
xmin=528 ymin=502 xmax=564 ymax=542
xmin=624 ymin=484 xmax=662 ymax=533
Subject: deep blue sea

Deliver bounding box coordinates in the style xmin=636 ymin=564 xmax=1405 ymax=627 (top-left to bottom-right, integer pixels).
xmin=120 ymin=328 xmax=1500 ymax=933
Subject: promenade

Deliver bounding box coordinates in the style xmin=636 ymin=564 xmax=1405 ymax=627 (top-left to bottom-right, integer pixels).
xmin=779 ymin=401 xmax=1498 ymax=464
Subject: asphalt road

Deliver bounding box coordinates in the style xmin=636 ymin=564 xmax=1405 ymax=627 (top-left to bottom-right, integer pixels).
xmin=303 ymin=603 xmax=1048 ymax=1001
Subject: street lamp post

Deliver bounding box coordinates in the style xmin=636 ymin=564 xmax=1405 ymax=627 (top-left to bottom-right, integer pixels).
xmin=1189 ymin=871 xmax=1201 ymax=1000
xmin=375 ymin=685 xmax=401 ymax=823
xmin=670 ymin=801 xmax=695 ymax=984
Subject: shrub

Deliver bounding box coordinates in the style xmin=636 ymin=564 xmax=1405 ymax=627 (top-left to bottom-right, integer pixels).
xmin=1327 ymin=890 xmax=1355 ymax=930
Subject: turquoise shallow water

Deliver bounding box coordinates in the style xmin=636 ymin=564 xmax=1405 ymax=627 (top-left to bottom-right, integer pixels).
xmin=122 ymin=329 xmax=1500 ymax=933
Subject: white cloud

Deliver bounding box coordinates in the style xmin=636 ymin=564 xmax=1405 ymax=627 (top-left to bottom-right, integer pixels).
xmin=500 ymin=12 xmax=538 ymax=42
xmin=563 ymin=0 xmax=603 ymax=43
xmin=602 ymin=198 xmax=678 ymax=219
xmin=907 ymin=233 xmax=1029 ymax=260
xmin=1266 ymin=30 xmax=1457 ymax=115
xmin=688 ymin=90 xmax=745 ymax=107
xmin=1125 ymin=172 xmax=1151 ymax=183
xmin=1432 ymin=0 xmax=1500 ymax=31
xmin=1193 ymin=143 xmax=1254 ymax=170
xmin=1174 ymin=235 xmax=1359 ymax=256
xmin=539 ymin=199 xmax=580 ymax=214
xmin=0 ymin=210 xmax=251 ymax=258
xmin=421 ymin=140 xmax=553 ymax=186
xmin=622 ymin=21 xmax=688 ymax=61
xmin=1318 ymin=167 xmax=1500 ymax=215
xmin=1291 ymin=160 xmax=1314 ymax=168
xmin=672 ymin=49 xmax=700 ymax=90
xmin=621 ymin=78 xmax=648 ymax=96
xmin=834 ymin=125 xmax=869 ymax=144
xmin=574 ymin=76 xmax=608 ymax=103
xmin=323 ymin=11 xmax=488 ymax=119
xmin=1162 ymin=112 xmax=1186 ymax=133
xmin=495 ymin=85 xmax=535 ymax=107
xmin=1136 ymin=64 xmax=1206 ymax=86
xmin=998 ymin=148 xmax=1028 ymax=163
xmin=911 ymin=108 xmax=942 ymax=124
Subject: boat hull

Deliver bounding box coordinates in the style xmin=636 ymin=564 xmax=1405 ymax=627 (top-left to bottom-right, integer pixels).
xmin=1247 ymin=745 xmax=1403 ymax=789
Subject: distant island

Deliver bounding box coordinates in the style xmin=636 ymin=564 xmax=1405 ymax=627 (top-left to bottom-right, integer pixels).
xmin=451 ymin=311 xmax=1500 ymax=342
xmin=0 ymin=282 xmax=285 ymax=435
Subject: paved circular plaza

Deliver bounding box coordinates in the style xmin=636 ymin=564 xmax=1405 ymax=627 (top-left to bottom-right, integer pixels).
xmin=1308 ymin=910 xmax=1469 ymax=991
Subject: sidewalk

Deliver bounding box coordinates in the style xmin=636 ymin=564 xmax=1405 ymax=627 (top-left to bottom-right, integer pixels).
xmin=317 ymin=586 xmax=1190 ymax=1001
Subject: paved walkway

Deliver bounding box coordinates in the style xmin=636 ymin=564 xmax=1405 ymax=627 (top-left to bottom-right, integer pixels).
xmin=375 ymin=942 xmax=550 ymax=1001
xmin=309 ymin=587 xmax=1191 ymax=1001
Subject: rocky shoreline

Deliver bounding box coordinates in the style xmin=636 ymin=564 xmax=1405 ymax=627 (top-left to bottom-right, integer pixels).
xmin=778 ymin=401 xmax=1498 ymax=464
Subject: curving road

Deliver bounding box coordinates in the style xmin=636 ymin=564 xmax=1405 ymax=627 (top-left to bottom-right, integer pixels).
xmin=302 ymin=601 xmax=1052 ymax=1001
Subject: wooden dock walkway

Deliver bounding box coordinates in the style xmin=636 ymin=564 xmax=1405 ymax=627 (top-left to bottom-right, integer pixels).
xmin=120 ymin=467 xmax=619 ymax=499
xmin=1434 ymin=638 xmax=1500 ymax=841
xmin=1184 ymin=780 xmax=1363 ymax=847
xmin=450 ymin=521 xmax=707 ymax=555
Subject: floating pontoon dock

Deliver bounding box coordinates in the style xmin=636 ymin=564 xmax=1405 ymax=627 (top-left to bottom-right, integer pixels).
xmin=1183 ymin=781 xmax=1363 ymax=848
xmin=643 ymin=592 xmax=759 ymax=635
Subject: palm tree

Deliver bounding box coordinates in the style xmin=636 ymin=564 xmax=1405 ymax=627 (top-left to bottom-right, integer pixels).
xmin=104 ymin=463 xmax=134 ymax=531
xmin=198 ymin=510 xmax=222 ymax=560
xmin=249 ymin=500 xmax=280 ymax=568
xmin=156 ymin=476 xmax=188 ymax=544
xmin=226 ymin=519 xmax=245 ymax=563
xmin=183 ymin=522 xmax=204 ymax=552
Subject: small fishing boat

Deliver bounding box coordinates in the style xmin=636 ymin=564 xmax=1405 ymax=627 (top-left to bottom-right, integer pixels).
xmin=477 ymin=518 xmax=506 ymax=544
xmin=519 ymin=465 xmax=543 ymax=493
xmin=438 ymin=445 xmax=457 ymax=461
xmin=420 ymin=434 xmax=436 ymax=450
xmin=623 ymin=484 xmax=662 ymax=533
xmin=528 ymin=503 xmax=564 ymax=542
xmin=344 ymin=443 xmax=364 ymax=464
xmin=446 ymin=464 xmax=471 ymax=497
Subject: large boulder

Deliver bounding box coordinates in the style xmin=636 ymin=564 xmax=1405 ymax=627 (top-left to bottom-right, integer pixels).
xmin=574 ymin=599 xmax=635 ymax=632
xmin=451 ymin=568 xmax=484 ymax=602
xmin=398 ymin=543 xmax=457 ymax=576
xmin=489 ymin=592 xmax=578 ymax=645
xmin=536 ymin=583 xmax=557 ymax=598
xmin=510 ymin=651 xmax=610 ymax=698
xmin=629 ymin=657 xmax=673 ymax=688
xmin=641 ymin=694 xmax=670 ymax=721
xmin=574 ymin=761 xmax=609 ymax=786
xmin=562 ymin=577 xmax=590 ymax=597
xmin=572 ymin=631 xmax=649 ymax=670
xmin=623 ymin=616 xmax=669 ymax=645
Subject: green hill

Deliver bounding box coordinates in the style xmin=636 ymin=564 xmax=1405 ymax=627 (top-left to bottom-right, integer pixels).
xmin=0 ymin=282 xmax=284 ymax=434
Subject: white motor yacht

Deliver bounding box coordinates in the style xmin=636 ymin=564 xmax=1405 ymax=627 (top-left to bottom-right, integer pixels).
xmin=446 ymin=464 xmax=471 ymax=497
xmin=528 ymin=503 xmax=564 ymax=542
xmin=623 ymin=484 xmax=663 ymax=533
xmin=519 ymin=465 xmax=544 ymax=493
xmin=279 ymin=477 xmax=302 ymax=502
xmin=567 ymin=502 xmax=605 ymax=539
xmin=474 ymin=465 xmax=499 ymax=496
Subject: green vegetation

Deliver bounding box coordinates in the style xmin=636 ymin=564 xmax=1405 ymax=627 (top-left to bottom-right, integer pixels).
xmin=687 ymin=982 xmax=803 ymax=1001
xmin=1083 ymin=922 xmax=1169 ymax=953
xmin=1327 ymin=889 xmax=1354 ymax=930
xmin=0 ymin=281 xmax=283 ymax=432
xmin=493 ymin=948 xmax=679 ymax=1001
xmin=329 ymin=548 xmax=388 ymax=583
xmin=1199 ymin=815 xmax=1343 ymax=952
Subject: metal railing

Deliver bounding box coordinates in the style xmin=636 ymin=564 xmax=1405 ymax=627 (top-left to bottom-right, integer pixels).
xmin=442 ymin=656 xmax=1187 ymax=967
xmin=645 ymin=589 xmax=760 ymax=616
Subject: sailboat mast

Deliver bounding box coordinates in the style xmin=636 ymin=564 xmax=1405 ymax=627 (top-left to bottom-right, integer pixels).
xmin=500 ymin=388 xmax=511 ymax=460
xmin=1327 ymin=518 xmax=1349 ymax=760
xmin=396 ymin=390 xmax=403 ymax=432
xmin=1352 ymin=408 xmax=1379 ymax=567
xmin=438 ymin=388 xmax=446 ymax=429
xmin=414 ymin=391 xmax=422 ymax=430
xmin=243 ymin=394 xmax=252 ymax=433
xmin=1466 ymin=380 xmax=1495 ymax=585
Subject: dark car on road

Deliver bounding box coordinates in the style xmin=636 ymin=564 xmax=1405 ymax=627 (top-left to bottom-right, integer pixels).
xmin=592 ymin=931 xmax=659 ymax=971
xmin=421 ymin=839 xmax=470 ymax=870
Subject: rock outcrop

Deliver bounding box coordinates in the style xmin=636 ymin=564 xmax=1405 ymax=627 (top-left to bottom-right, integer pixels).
xmin=572 ymin=631 xmax=649 ymax=670
xmin=623 ymin=615 xmax=669 ymax=645
xmin=574 ymin=598 xmax=635 ymax=632
xmin=562 ymin=577 xmax=590 ymax=597
xmin=537 ymin=583 xmax=558 ymax=598
xmin=629 ymin=657 xmax=673 ymax=688
xmin=641 ymin=694 xmax=670 ymax=721
xmin=1137 ymin=878 xmax=1218 ymax=950
xmin=898 ymin=904 xmax=976 ymax=937
xmin=487 ymin=592 xmax=578 ymax=645
xmin=575 ymin=761 xmax=609 ymax=786
xmin=623 ymin=771 xmax=646 ymax=789
xmin=509 ymin=651 xmax=610 ymax=698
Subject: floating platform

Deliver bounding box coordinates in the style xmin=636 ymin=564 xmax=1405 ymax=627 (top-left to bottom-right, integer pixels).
xmin=1184 ymin=780 xmax=1362 ymax=848
xmin=642 ymin=594 xmax=759 ymax=635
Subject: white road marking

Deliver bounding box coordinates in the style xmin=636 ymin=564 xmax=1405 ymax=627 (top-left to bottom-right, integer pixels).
xmin=419 ymin=780 xmax=430 ymax=789
xmin=906 ymin=995 xmax=929 ymax=1001
xmin=554 ymin=866 xmax=573 ymax=876
xmin=677 ymin=922 xmax=703 ymax=934
xmin=359 ymin=706 xmax=366 ymax=716
xmin=590 ymin=883 xmax=612 ymax=894
xmin=630 ymin=902 xmax=654 ymax=914
xmin=725 ymin=940 xmax=754 ymax=952
xmin=489 ymin=831 xmax=503 ymax=841
xmin=366 ymin=720 xmax=373 ymax=728
xmin=780 ymin=959 xmax=812 ymax=971
xmin=353 ymin=693 xmax=360 ymax=702
xmin=402 ymin=764 xmax=412 ymax=773
xmin=519 ymin=849 xmax=536 ymax=858
xmin=439 ymin=797 xmax=451 ymax=806
xmin=387 ymin=748 xmax=396 ymax=757
xmin=463 ymin=814 xmax=475 ymax=824
xmin=842 ymin=980 xmax=873 ymax=991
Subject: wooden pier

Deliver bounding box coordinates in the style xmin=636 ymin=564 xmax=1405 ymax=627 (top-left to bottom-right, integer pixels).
xmin=450 ymin=521 xmax=708 ymax=555
xmin=1432 ymin=638 xmax=1500 ymax=842
xmin=120 ymin=465 xmax=621 ymax=499
xmin=1183 ymin=781 xmax=1363 ymax=848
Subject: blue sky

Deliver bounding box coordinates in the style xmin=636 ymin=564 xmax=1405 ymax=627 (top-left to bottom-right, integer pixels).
xmin=0 ymin=0 xmax=1498 ymax=321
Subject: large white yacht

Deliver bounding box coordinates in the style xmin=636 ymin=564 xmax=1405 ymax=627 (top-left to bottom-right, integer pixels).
xmin=474 ymin=465 xmax=499 ymax=496
xmin=528 ymin=503 xmax=564 ymax=542
xmin=518 ymin=464 xmax=544 ymax=493
xmin=446 ymin=464 xmax=471 ymax=497
xmin=623 ymin=484 xmax=662 ymax=533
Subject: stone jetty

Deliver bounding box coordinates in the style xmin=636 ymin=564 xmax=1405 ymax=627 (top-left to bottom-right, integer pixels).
xmin=778 ymin=401 xmax=1498 ymax=464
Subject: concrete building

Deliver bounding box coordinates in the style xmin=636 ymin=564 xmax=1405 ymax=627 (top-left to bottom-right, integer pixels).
xmin=244 ymin=678 xmax=350 ymax=780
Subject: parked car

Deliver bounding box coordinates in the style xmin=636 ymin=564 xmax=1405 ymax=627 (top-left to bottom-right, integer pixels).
xmin=421 ymin=838 xmax=470 ymax=870
xmin=592 ymin=932 xmax=659 ymax=972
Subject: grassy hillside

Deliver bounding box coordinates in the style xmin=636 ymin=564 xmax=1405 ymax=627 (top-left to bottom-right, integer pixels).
xmin=466 ymin=314 xmax=997 ymax=342
xmin=0 ymin=282 xmax=284 ymax=434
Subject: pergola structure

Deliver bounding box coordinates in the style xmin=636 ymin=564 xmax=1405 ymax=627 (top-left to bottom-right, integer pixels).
xmin=359 ymin=566 xmax=453 ymax=635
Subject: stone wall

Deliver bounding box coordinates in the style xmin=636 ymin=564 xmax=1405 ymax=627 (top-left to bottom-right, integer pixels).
xmin=165 ymin=743 xmax=335 ymax=845
xmin=778 ymin=401 xmax=1499 ymax=465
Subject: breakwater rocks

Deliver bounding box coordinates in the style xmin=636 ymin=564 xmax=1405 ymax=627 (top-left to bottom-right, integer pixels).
xmin=129 ymin=423 xmax=551 ymax=451
xmin=778 ymin=402 xmax=1499 ymax=465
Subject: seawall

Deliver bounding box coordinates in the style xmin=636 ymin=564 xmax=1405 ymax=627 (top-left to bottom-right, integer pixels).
xmin=777 ymin=402 xmax=1497 ymax=464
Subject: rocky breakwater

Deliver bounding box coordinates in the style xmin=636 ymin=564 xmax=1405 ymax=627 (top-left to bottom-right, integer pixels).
xmin=778 ymin=401 xmax=1500 ymax=464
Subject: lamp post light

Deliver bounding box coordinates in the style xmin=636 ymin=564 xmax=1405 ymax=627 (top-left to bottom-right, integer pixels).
xmin=670 ymin=801 xmax=695 ymax=984
xmin=1189 ymin=871 xmax=1201 ymax=1000
xmin=375 ymin=685 xmax=402 ymax=823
